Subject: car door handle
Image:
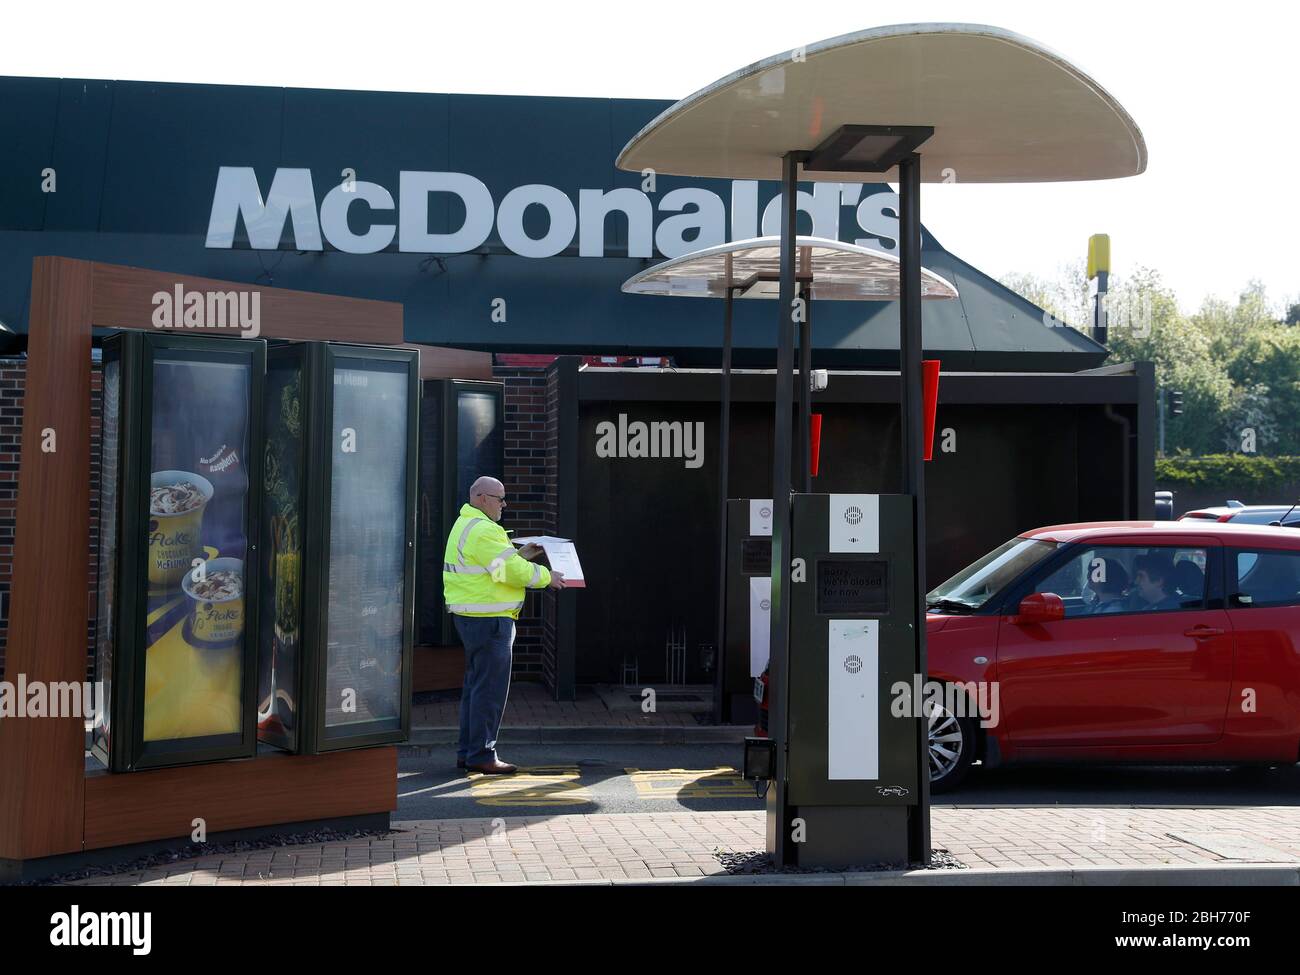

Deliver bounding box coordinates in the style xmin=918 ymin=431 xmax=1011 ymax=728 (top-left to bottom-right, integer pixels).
xmin=1184 ymin=625 xmax=1225 ymax=638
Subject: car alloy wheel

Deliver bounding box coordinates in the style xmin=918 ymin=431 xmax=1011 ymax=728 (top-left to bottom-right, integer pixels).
xmin=928 ymin=703 xmax=965 ymax=783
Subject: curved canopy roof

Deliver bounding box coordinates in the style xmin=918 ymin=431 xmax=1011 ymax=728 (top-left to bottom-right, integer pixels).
xmin=618 ymin=23 xmax=1146 ymax=184
xmin=622 ymin=236 xmax=959 ymax=300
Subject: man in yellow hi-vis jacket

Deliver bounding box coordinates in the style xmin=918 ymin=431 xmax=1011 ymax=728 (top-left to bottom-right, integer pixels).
xmin=444 ymin=476 xmax=565 ymax=774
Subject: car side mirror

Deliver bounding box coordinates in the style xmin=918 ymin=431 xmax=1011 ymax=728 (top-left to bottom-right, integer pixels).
xmin=1013 ymin=592 xmax=1065 ymax=624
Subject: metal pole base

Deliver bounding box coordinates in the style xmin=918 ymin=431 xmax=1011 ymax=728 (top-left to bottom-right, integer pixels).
xmin=789 ymin=806 xmax=911 ymax=869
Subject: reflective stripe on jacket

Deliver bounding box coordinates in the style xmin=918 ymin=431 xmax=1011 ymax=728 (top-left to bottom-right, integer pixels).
xmin=442 ymin=503 xmax=551 ymax=619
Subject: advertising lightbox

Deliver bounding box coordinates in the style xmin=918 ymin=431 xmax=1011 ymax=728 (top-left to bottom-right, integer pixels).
xmin=93 ymin=332 xmax=265 ymax=772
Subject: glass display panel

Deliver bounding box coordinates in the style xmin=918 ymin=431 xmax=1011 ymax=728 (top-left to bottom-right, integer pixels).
xmin=324 ymin=358 xmax=408 ymax=734
xmin=455 ymin=389 xmax=502 ymax=502
xmin=143 ymin=349 xmax=252 ymax=744
xmin=741 ymin=538 xmax=773 ymax=576
xmin=258 ymin=355 xmax=303 ymax=749
xmin=92 ymin=355 xmax=122 ymax=760
xmin=817 ymin=560 xmax=890 ymax=615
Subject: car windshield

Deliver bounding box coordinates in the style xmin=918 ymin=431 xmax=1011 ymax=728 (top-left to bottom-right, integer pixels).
xmin=927 ymin=537 xmax=1061 ymax=611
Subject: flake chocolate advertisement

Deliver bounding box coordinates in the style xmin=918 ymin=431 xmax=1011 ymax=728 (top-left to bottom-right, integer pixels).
xmin=143 ymin=349 xmax=252 ymax=742
xmin=94 ymin=332 xmax=263 ymax=772
xmin=257 ymin=356 xmax=304 ymax=751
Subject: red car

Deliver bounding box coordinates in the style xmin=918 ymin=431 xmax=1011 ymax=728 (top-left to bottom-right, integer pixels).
xmin=925 ymin=521 xmax=1300 ymax=791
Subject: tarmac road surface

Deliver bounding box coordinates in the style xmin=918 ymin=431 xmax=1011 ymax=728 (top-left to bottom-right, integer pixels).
xmin=396 ymin=743 xmax=1300 ymax=820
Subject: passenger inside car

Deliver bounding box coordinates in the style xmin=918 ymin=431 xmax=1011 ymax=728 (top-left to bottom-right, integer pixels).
xmin=1129 ymin=553 xmax=1180 ymax=612
xmin=1172 ymin=558 xmax=1205 ymax=607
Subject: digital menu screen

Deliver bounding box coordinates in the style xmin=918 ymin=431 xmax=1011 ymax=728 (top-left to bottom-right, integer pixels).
xmin=142 ymin=349 xmax=252 ymax=743
xmin=455 ymin=389 xmax=502 ymax=501
xmin=817 ymin=559 xmax=889 ymax=615
xmin=258 ymin=355 xmax=303 ymax=750
xmin=324 ymin=359 xmax=408 ymax=735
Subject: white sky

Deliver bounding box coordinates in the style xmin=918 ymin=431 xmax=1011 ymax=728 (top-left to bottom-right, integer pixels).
xmin=7 ymin=0 xmax=1298 ymax=315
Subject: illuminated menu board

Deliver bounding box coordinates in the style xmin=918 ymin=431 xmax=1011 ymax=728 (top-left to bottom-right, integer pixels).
xmin=93 ymin=333 xmax=263 ymax=772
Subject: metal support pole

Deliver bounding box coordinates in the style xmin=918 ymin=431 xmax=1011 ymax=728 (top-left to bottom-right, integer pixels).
xmin=1093 ymin=270 xmax=1109 ymax=346
xmin=1157 ymin=384 xmax=1166 ymax=457
xmin=765 ymin=152 xmax=799 ymax=865
xmin=713 ymin=282 xmax=735 ymax=724
xmin=799 ymin=280 xmax=813 ymax=494
xmin=897 ymin=152 xmax=931 ymax=865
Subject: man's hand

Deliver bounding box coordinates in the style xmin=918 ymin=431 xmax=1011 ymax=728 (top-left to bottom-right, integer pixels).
xmin=517 ymin=542 xmax=544 ymax=562
xmin=547 ymin=571 xmax=567 ymax=590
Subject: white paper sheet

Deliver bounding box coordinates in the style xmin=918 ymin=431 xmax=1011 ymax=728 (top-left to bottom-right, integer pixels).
xmin=512 ymin=536 xmax=586 ymax=587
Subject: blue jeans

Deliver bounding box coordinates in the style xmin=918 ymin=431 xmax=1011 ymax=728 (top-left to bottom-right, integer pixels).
xmin=453 ymin=615 xmax=515 ymax=766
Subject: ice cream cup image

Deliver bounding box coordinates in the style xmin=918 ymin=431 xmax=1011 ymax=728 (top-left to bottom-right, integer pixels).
xmin=182 ymin=557 xmax=245 ymax=646
xmin=148 ymin=470 xmax=213 ymax=589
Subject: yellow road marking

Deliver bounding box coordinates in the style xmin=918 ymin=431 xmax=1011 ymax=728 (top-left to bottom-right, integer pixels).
xmin=468 ymin=764 xmax=592 ymax=806
xmin=624 ymin=767 xmax=752 ymax=799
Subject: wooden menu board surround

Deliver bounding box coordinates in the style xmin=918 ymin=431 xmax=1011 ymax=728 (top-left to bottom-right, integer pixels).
xmin=0 ymin=258 xmax=93 ymax=860
xmin=0 ymin=257 xmax=445 ymax=867
xmin=83 ymin=748 xmax=397 ymax=851
xmin=89 ymin=261 xmax=404 ymax=343
xmin=396 ymin=343 xmax=493 ymax=381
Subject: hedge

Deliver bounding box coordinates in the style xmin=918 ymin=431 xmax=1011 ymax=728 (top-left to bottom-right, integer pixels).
xmin=1156 ymin=454 xmax=1300 ymax=492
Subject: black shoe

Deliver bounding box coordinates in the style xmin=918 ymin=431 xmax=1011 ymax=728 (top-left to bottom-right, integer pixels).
xmin=467 ymin=760 xmax=517 ymax=775
xmin=456 ymin=758 xmax=466 ymax=770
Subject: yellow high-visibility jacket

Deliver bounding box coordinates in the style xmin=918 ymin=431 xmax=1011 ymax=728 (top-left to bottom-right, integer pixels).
xmin=442 ymin=503 xmax=551 ymax=619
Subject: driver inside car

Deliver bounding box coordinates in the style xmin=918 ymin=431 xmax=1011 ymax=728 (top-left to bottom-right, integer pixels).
xmin=1083 ymin=557 xmax=1130 ymax=614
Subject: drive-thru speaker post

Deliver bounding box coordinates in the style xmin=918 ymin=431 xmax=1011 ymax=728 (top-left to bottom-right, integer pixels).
xmin=778 ymin=493 xmax=920 ymax=867
xmin=619 ymin=23 xmax=1146 ymax=870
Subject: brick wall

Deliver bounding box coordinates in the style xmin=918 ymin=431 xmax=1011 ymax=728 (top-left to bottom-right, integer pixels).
xmin=0 ymin=356 xmax=101 ymax=682
xmin=492 ymin=363 xmax=553 ymax=682
xmin=540 ymin=361 xmax=562 ymax=690
xmin=0 ymin=359 xmax=23 ymax=676
xmin=87 ymin=364 xmax=102 ymax=682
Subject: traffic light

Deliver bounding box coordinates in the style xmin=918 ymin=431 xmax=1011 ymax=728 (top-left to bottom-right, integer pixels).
xmin=1169 ymin=389 xmax=1184 ymax=416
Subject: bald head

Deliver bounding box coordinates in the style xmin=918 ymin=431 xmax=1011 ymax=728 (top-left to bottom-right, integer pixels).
xmin=470 ymin=476 xmax=503 ymax=500
xmin=470 ymin=476 xmax=506 ymax=521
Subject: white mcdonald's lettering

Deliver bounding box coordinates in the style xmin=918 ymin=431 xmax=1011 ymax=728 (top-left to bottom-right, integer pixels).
xmin=206 ymin=167 xmax=903 ymax=259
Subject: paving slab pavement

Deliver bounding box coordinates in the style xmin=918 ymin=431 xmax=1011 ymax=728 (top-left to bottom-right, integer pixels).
xmin=59 ymin=805 xmax=1300 ymax=886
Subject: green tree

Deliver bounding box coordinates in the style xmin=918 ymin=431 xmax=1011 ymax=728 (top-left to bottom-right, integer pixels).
xmin=1221 ymin=321 xmax=1300 ymax=454
xmin=999 ymin=260 xmax=1090 ymax=331
xmin=1222 ymin=383 xmax=1279 ymax=454
xmin=1105 ymin=268 xmax=1233 ymax=456
xmin=999 ymin=266 xmax=1295 ymax=458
